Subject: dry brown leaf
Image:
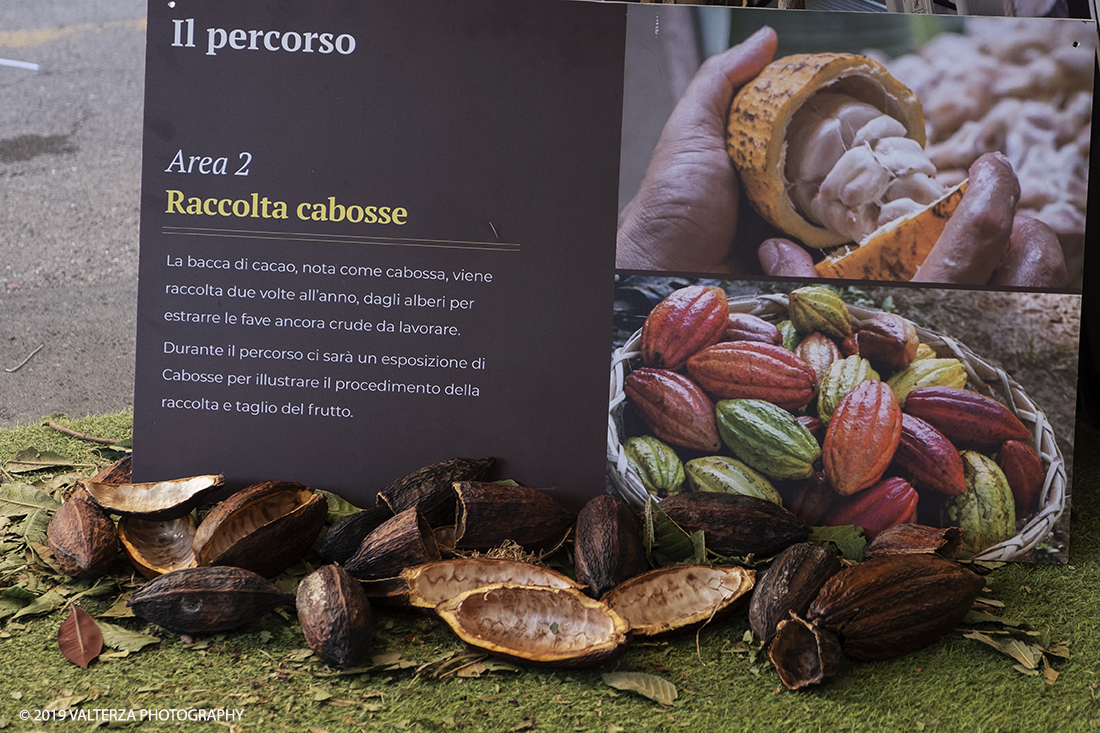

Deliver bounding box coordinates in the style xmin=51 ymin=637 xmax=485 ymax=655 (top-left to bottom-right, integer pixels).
xmin=57 ymin=605 xmax=103 ymax=668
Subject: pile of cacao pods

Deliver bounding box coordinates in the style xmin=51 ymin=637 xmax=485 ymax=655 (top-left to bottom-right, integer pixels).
xmin=609 ymin=283 xmax=1064 ymax=562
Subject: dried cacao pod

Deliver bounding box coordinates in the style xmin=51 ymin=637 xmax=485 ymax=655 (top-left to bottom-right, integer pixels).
xmin=997 ymin=440 xmax=1045 ymax=519
xmin=659 ymin=491 xmax=808 ymax=558
xmin=47 ymin=494 xmax=118 ymax=579
xmin=318 ymin=505 xmax=395 ymax=565
xmin=640 ymin=285 xmax=729 ymax=371
xmin=725 ymin=312 xmax=782 ymax=345
xmin=128 ymin=566 xmax=295 ymax=635
xmin=85 ymin=474 xmax=224 ymax=521
xmin=843 ymin=312 xmax=919 ymax=372
xmin=453 ymin=481 xmax=574 ymax=552
xmin=403 ymin=558 xmax=584 ymax=610
xmin=684 ymin=455 xmax=782 ymax=505
xmin=777 ymin=472 xmax=835 ymax=527
xmin=807 ymin=553 xmax=984 ymax=661
xmin=787 ymin=286 xmax=852 ymax=340
xmin=297 ymin=564 xmax=373 ymax=668
xmin=886 ymin=357 xmax=967 ymax=406
xmin=749 ymin=542 xmax=841 ymax=647
xmin=376 ymin=456 xmax=495 ymax=528
xmin=622 ymin=436 xmax=685 ymax=498
xmin=117 ymin=514 xmax=197 ymax=579
xmin=863 ymin=524 xmax=962 ymax=560
xmin=942 ymin=451 xmax=1016 ymax=558
xmin=686 ymin=342 xmax=817 ymax=411
xmin=817 ymin=355 xmax=880 ymax=425
xmin=891 ymin=413 xmax=966 ymax=496
xmin=624 ymin=368 xmax=721 ymax=453
xmin=795 ymin=331 xmax=842 ymax=386
xmin=769 ymin=615 xmax=844 ymax=691
xmin=574 ymin=494 xmax=647 ymax=598
xmin=903 ymin=386 xmax=1031 ymax=450
xmin=823 ymin=477 xmax=918 ymax=539
xmin=603 ymin=565 xmax=754 ymax=636
xmin=822 ymin=380 xmax=902 ymax=496
xmin=716 ymin=398 xmax=821 ymax=481
xmin=346 ymin=507 xmax=441 ymax=581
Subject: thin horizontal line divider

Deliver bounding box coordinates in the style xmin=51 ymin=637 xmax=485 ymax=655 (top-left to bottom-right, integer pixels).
xmin=161 ymin=225 xmax=520 ymax=252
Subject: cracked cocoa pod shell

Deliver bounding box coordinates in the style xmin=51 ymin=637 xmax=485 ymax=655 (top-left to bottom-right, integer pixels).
xmin=376 ymin=456 xmax=495 ymax=528
xmin=128 ymin=566 xmax=294 ymax=635
xmin=435 ymin=583 xmax=629 ymax=668
xmin=863 ymin=524 xmax=963 ymax=560
xmin=345 ymin=507 xmax=441 ymax=581
xmin=453 ymin=481 xmax=574 ymax=552
xmin=603 ymin=565 xmax=754 ymax=637
xmin=769 ymin=615 xmax=844 ymax=691
xmin=89 ymin=455 xmax=132 ymax=485
xmin=658 ymin=492 xmax=809 ymax=558
xmin=297 ymin=564 xmax=373 ymax=668
xmin=117 ymin=514 xmax=198 ymax=579
xmin=192 ymin=481 xmax=327 ymax=578
xmin=749 ymin=542 xmax=841 ymax=647
xmin=573 ymin=494 xmax=647 ymax=598
xmin=47 ymin=494 xmax=118 ymax=579
xmin=318 ymin=505 xmax=395 ymax=565
xmin=403 ymin=558 xmax=584 ymax=610
xmin=84 ymin=474 xmax=224 ymax=521
xmin=807 ymin=553 xmax=984 ymax=661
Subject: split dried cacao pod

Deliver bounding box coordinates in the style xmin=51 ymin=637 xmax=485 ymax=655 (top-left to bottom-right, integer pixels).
xmin=345 ymin=507 xmax=441 ymax=581
xmin=822 ymin=380 xmax=902 ymax=496
xmin=823 ymin=477 xmax=918 ymax=539
xmin=903 ymin=386 xmax=1030 ymax=450
xmin=453 ymin=481 xmax=574 ymax=552
xmin=624 ymin=368 xmax=721 ymax=453
xmin=863 ymin=524 xmax=962 ymax=560
xmin=318 ymin=505 xmax=395 ymax=565
xmin=684 ymin=455 xmax=782 ymax=505
xmin=786 ymin=286 xmax=852 ymax=340
xmin=603 ymin=565 xmax=754 ymax=637
xmin=376 ymin=456 xmax=495 ymax=528
xmin=997 ymin=440 xmax=1045 ymax=519
xmin=434 ymin=583 xmax=629 ymax=668
xmin=117 ymin=514 xmax=197 ymax=579
xmin=622 ymin=436 xmax=685 ymax=498
xmin=658 ymin=491 xmax=808 ymax=558
xmin=891 ymin=413 xmax=966 ymax=496
xmin=807 ymin=553 xmax=984 ymax=662
xmin=84 ymin=474 xmax=224 ymax=521
xmin=192 ymin=481 xmax=327 ymax=578
xmin=297 ymin=564 xmax=373 ymax=668
xmin=574 ymin=494 xmax=647 ymax=598
xmin=640 ymin=285 xmax=729 ymax=372
xmin=716 ymin=398 xmax=821 ymax=481
xmin=128 ymin=566 xmax=295 ymax=635
xmin=817 ymin=355 xmax=880 ymax=425
xmin=749 ymin=542 xmax=841 ymax=647
xmin=686 ymin=342 xmax=817 ymax=410
xmin=47 ymin=494 xmax=118 ymax=579
xmin=942 ymin=451 xmax=1016 ymax=558
xmin=725 ymin=312 xmax=782 ymax=345
xmin=403 ymin=558 xmax=584 ymax=610
xmin=769 ymin=615 xmax=844 ymax=692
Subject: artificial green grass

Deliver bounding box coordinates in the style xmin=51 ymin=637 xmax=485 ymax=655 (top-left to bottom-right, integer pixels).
xmin=1 ymin=412 xmax=1098 ymax=732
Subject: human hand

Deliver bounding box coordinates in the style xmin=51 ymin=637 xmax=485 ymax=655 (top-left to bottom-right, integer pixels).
xmin=616 ymin=26 xmax=778 ymax=274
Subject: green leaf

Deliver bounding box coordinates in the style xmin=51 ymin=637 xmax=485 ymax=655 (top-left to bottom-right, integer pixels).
xmin=643 ymin=498 xmax=702 ymax=568
xmin=0 ymin=586 xmax=36 ymax=619
xmin=0 ymin=483 xmax=60 ymax=519
xmin=809 ymin=524 xmax=866 ymax=562
xmin=95 ymin=621 xmax=161 ymax=652
xmin=12 ymin=587 xmax=67 ymax=619
xmin=5 ymin=449 xmax=88 ymax=474
xmin=17 ymin=510 xmax=52 ymax=545
xmin=601 ymin=672 xmax=678 ymax=706
xmin=964 ymin=631 xmax=1044 ymax=669
xmin=319 ymin=490 xmax=363 ymax=525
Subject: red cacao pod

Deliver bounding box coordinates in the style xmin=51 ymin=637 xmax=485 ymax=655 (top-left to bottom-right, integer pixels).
xmin=891 ymin=414 xmax=966 ymax=496
xmin=724 ymin=312 xmax=782 ymax=345
xmin=842 ymin=313 xmax=919 ymax=372
xmin=904 ymin=386 xmax=1031 ymax=449
xmin=824 ymin=477 xmax=918 ymax=539
xmin=997 ymin=440 xmax=1045 ymax=519
xmin=822 ymin=380 xmax=902 ymax=496
xmin=795 ymin=332 xmax=842 ymax=386
xmin=640 ymin=285 xmax=729 ymax=371
xmin=624 ymin=368 xmax=721 ymax=453
xmin=686 ymin=342 xmax=817 ymax=410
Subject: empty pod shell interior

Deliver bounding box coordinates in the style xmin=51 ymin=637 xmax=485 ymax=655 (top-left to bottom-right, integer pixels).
xmin=603 ymin=565 xmax=755 ymax=636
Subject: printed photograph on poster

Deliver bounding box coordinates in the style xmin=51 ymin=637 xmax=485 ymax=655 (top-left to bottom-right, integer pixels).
xmin=607 ymin=276 xmax=1079 ymax=563
xmin=616 ymin=6 xmax=1093 ymax=289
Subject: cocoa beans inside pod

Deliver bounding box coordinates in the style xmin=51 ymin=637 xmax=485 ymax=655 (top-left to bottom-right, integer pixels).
xmin=453 ymin=481 xmax=574 ymax=552
xmin=47 ymin=494 xmax=119 ymax=579
xmin=128 ymin=566 xmax=295 ymax=635
xmin=863 ymin=524 xmax=963 ymax=561
xmin=376 ymin=456 xmax=495 ymax=528
xmin=749 ymin=542 xmax=841 ymax=648
xmin=192 ymin=481 xmax=327 ymax=578
xmin=434 ymin=583 xmax=629 ymax=668
xmin=807 ymin=553 xmax=984 ymax=662
xmin=84 ymin=473 xmax=224 ymax=521
xmin=318 ymin=505 xmax=395 ymax=565
xmin=345 ymin=507 xmax=441 ymax=582
xmin=117 ymin=514 xmax=198 ymax=579
xmin=602 ymin=565 xmax=754 ymax=637
xmin=402 ymin=558 xmax=585 ymax=611
xmin=297 ymin=564 xmax=373 ymax=668
xmin=768 ymin=615 xmax=844 ymax=691
xmin=658 ymin=492 xmax=809 ymax=558
xmin=573 ymin=494 xmax=647 ymax=598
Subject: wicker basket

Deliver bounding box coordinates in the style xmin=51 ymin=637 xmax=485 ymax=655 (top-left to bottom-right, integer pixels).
xmin=607 ymin=293 xmax=1067 ymax=562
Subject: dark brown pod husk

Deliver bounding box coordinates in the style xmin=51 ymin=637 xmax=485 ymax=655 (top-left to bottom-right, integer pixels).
xmin=297 ymin=564 xmax=373 ymax=668
xmin=749 ymin=542 xmax=842 ymax=647
xmin=192 ymin=481 xmax=327 ymax=578
xmin=863 ymin=524 xmax=963 ymax=560
xmin=318 ymin=505 xmax=395 ymax=564
xmin=345 ymin=507 xmax=441 ymax=581
xmin=603 ymin=565 xmax=755 ymax=637
xmin=435 ymin=583 xmax=630 ymax=668
xmin=658 ymin=492 xmax=809 ymax=558
xmin=84 ymin=474 xmax=224 ymax=521
xmin=769 ymin=615 xmax=844 ymax=691
xmin=403 ymin=557 xmax=585 ymax=610
xmin=128 ymin=566 xmax=294 ymax=635
xmin=453 ymin=482 xmax=574 ymax=552
xmin=377 ymin=457 xmax=495 ymax=527
xmin=47 ymin=494 xmax=119 ymax=579
xmin=807 ymin=553 xmax=984 ymax=662
xmin=89 ymin=455 xmax=132 ymax=485
xmin=574 ymin=494 xmax=647 ymax=598
xmin=117 ymin=514 xmax=198 ymax=579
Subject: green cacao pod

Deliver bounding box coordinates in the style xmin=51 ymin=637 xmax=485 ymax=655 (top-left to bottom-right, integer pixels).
xmin=942 ymin=451 xmax=1016 ymax=558
xmin=777 ymin=320 xmax=799 ymax=351
xmin=787 ymin=286 xmax=852 ymax=340
xmin=715 ymin=399 xmax=821 ymax=481
xmin=623 ymin=436 xmax=686 ymax=498
xmin=818 ymin=355 xmax=880 ymax=425
xmin=684 ymin=456 xmax=782 ymax=505
xmin=886 ymin=357 xmax=968 ymax=406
